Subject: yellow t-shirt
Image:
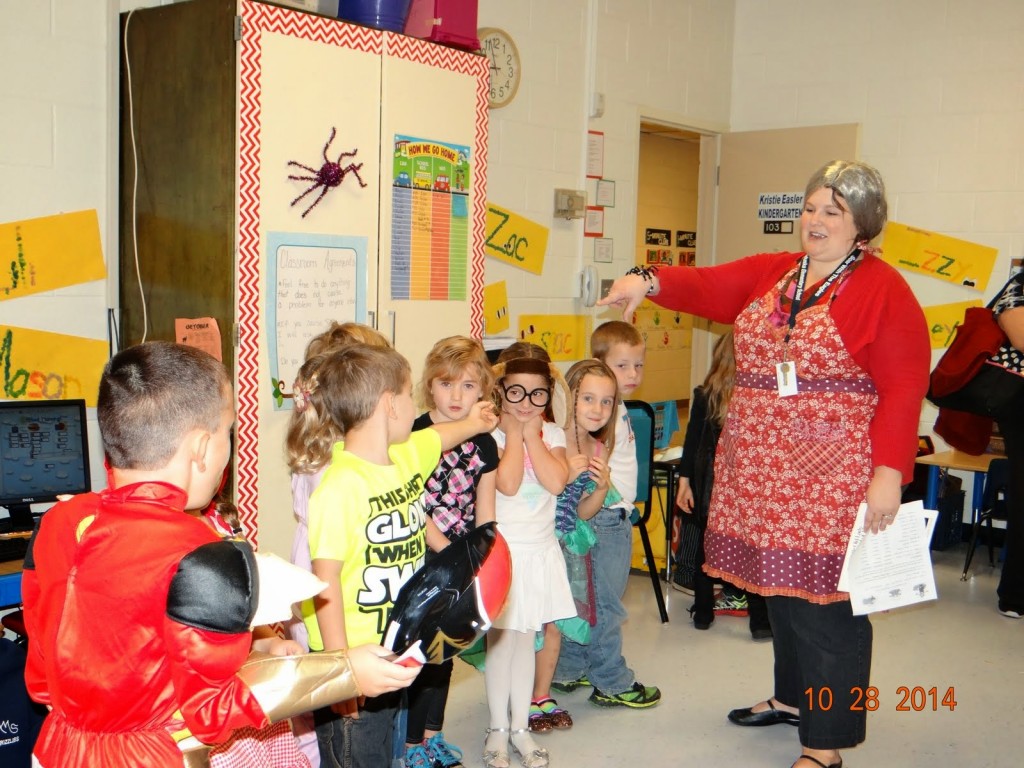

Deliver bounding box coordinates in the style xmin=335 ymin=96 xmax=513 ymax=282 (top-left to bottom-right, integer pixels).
xmin=304 ymin=429 xmax=441 ymax=650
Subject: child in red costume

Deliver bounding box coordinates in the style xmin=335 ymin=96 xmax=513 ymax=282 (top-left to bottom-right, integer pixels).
xmin=21 ymin=342 xmax=417 ymax=768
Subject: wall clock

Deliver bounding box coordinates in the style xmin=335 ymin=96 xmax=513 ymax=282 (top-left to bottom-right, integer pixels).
xmin=478 ymin=27 xmax=521 ymax=109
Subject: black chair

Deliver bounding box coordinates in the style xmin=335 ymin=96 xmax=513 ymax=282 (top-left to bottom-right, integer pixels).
xmin=624 ymin=400 xmax=669 ymax=623
xmin=962 ymin=458 xmax=1010 ymax=580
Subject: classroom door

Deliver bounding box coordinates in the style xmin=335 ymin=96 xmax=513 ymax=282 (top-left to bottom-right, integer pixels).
xmin=714 ymin=124 xmax=861 ymax=263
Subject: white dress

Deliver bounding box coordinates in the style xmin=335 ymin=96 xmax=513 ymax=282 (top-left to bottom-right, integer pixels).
xmin=492 ymin=421 xmax=576 ymax=631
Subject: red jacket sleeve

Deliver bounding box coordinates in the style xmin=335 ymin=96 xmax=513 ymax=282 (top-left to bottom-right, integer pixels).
xmin=653 ymin=252 xmax=798 ymax=322
xmin=832 ymin=259 xmax=930 ymax=481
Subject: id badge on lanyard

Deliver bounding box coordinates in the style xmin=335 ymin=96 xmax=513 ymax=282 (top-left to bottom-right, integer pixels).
xmin=776 ymin=360 xmax=798 ymax=397
xmin=777 ymin=250 xmax=859 ymax=397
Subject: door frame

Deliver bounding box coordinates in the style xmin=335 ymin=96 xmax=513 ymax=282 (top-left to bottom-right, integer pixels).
xmin=633 ymin=108 xmax=723 ymax=391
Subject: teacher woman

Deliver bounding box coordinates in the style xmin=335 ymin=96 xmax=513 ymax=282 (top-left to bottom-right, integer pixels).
xmin=600 ymin=160 xmax=930 ymax=768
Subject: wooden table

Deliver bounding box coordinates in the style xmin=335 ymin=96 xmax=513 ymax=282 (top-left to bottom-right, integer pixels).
xmin=916 ymin=450 xmax=1003 ymax=511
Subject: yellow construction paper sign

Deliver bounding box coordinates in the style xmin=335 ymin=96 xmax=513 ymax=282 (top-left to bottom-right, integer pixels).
xmin=483 ymin=281 xmax=510 ymax=335
xmin=485 ymin=202 xmax=549 ymax=275
xmin=518 ymin=314 xmax=591 ymax=362
xmin=1 ymin=325 xmax=108 ymax=405
xmin=0 ymin=210 xmax=107 ymax=300
xmin=880 ymin=221 xmax=997 ymax=291
xmin=923 ymin=300 xmax=983 ymax=350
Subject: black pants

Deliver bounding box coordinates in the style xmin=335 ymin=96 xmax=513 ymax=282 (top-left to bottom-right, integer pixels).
xmin=996 ymin=386 xmax=1024 ymax=609
xmin=767 ymin=596 xmax=872 ymax=750
xmin=405 ymin=657 xmax=454 ymax=743
xmin=693 ymin=527 xmax=769 ymax=634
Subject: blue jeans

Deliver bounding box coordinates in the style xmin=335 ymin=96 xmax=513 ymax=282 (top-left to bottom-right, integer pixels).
xmin=314 ymin=692 xmax=399 ymax=768
xmin=554 ymin=506 xmax=635 ymax=694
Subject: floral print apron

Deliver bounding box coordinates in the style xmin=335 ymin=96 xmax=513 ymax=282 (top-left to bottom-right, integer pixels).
xmin=703 ymin=269 xmax=878 ymax=604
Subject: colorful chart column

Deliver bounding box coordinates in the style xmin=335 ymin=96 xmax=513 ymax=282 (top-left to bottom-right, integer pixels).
xmin=390 ymin=135 xmax=470 ymax=301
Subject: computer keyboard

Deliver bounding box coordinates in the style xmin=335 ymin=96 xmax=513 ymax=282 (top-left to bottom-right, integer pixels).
xmin=0 ymin=535 xmax=29 ymax=563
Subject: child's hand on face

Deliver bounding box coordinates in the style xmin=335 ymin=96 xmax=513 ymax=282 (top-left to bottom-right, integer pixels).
xmin=522 ymin=414 xmax=543 ymax=442
xmin=500 ymin=408 xmax=523 ymax=436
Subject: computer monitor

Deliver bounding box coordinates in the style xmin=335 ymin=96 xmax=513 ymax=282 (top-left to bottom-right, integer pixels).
xmin=0 ymin=399 xmax=91 ymax=531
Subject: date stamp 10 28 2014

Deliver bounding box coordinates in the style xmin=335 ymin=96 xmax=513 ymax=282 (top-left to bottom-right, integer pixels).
xmin=804 ymin=686 xmax=957 ymax=712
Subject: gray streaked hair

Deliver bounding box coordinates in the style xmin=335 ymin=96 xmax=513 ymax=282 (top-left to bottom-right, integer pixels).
xmin=805 ymin=160 xmax=888 ymax=243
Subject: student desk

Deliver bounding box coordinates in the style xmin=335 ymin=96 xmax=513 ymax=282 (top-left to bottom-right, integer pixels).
xmin=916 ymin=450 xmax=1003 ymax=514
xmin=915 ymin=450 xmax=1005 ymax=579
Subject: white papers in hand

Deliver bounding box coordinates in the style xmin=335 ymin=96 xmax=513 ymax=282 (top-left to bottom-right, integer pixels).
xmin=251 ymin=552 xmax=328 ymax=629
xmin=837 ymin=501 xmax=938 ymax=616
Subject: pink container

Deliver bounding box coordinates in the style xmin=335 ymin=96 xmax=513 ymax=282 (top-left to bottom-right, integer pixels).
xmin=404 ymin=0 xmax=479 ymax=51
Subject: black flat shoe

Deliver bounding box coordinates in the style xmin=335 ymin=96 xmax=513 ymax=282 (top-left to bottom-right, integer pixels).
xmin=727 ymin=699 xmax=799 ymax=727
xmin=687 ymin=604 xmax=713 ymax=630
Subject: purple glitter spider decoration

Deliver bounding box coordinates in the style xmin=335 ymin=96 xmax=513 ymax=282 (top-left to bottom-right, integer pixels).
xmin=287 ymin=127 xmax=368 ymax=217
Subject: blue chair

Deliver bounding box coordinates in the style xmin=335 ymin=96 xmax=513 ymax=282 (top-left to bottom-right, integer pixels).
xmin=962 ymin=458 xmax=1009 ymax=580
xmin=625 ymin=400 xmax=669 ymax=623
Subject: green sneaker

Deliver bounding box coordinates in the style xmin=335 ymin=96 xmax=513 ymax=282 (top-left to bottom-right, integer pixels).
xmin=589 ymin=681 xmax=661 ymax=709
xmin=714 ymin=593 xmax=749 ymax=617
xmin=551 ymin=675 xmax=591 ymax=693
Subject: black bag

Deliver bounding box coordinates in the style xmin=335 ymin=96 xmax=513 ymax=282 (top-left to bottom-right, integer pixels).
xmin=927 ymin=272 xmax=1024 ymax=418
xmin=928 ymin=361 xmax=1024 ymax=418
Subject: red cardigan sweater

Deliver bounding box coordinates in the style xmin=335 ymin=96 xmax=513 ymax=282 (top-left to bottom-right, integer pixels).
xmin=655 ymin=251 xmax=930 ymax=480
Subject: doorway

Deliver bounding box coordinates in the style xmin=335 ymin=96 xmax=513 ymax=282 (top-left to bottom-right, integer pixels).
xmin=629 ymin=120 xmax=705 ymax=576
xmin=631 ymin=121 xmax=703 ymax=406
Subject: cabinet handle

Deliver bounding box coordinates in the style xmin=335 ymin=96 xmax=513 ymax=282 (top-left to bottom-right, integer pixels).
xmin=367 ymin=310 xmax=377 ymax=330
xmin=388 ymin=310 xmax=397 ymax=346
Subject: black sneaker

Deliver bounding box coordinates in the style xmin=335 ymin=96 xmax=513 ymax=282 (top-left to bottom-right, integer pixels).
xmin=589 ymin=681 xmax=661 ymax=709
xmin=998 ymin=602 xmax=1023 ymax=619
xmin=750 ymin=627 xmax=774 ymax=642
xmin=551 ymin=675 xmax=591 ymax=693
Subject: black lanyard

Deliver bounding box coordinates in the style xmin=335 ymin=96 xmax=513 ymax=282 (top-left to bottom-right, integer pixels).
xmin=783 ymin=249 xmax=861 ymax=350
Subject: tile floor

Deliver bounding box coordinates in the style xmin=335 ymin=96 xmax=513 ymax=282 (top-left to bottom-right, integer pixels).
xmin=440 ymin=544 xmax=1020 ymax=767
